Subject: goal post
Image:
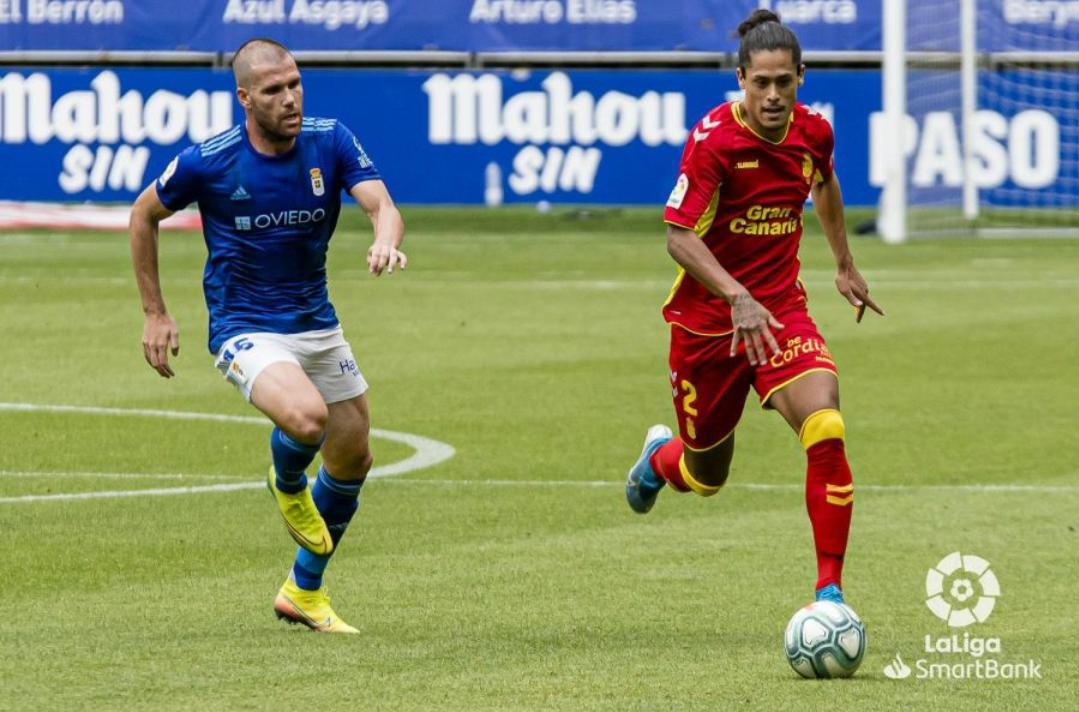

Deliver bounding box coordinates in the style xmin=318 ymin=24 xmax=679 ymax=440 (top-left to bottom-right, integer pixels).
xmin=880 ymin=0 xmax=1079 ymax=240
xmin=879 ymin=0 xmax=907 ymax=244
xmin=961 ymin=0 xmax=977 ymax=223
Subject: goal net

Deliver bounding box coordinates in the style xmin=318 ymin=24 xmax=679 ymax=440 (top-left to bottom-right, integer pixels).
xmin=890 ymin=0 xmax=1078 ymax=238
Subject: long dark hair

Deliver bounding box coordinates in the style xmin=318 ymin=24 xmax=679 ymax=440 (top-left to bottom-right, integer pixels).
xmin=737 ymin=9 xmax=802 ymax=69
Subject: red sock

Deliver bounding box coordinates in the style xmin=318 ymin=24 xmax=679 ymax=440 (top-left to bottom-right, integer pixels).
xmin=648 ymin=438 xmax=691 ymax=492
xmin=805 ymin=439 xmax=853 ymax=590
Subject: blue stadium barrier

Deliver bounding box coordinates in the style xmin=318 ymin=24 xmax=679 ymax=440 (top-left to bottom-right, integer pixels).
xmin=0 ymin=1 xmax=1073 ymax=52
xmin=0 ymin=66 xmax=1073 ymax=206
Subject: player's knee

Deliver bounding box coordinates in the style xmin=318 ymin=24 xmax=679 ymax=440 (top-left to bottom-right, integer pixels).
xmin=354 ymin=450 xmax=374 ymax=478
xmin=327 ymin=442 xmax=373 ymax=480
xmin=799 ymin=408 xmax=845 ymax=450
xmin=287 ymin=406 xmax=328 ymax=444
xmin=680 ymin=456 xmax=726 ymax=496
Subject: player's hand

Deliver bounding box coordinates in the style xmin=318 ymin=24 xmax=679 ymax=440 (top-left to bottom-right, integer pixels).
xmin=142 ymin=312 xmax=179 ymax=378
xmin=730 ymin=292 xmax=784 ymax=367
xmin=835 ymin=262 xmax=884 ymax=323
xmin=367 ymin=241 xmax=407 ymax=276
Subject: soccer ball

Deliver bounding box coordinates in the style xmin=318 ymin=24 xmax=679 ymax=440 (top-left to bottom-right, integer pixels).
xmin=784 ymin=601 xmax=867 ymax=678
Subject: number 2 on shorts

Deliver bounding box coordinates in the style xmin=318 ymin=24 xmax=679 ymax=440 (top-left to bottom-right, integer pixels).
xmin=681 ymin=379 xmax=698 ymax=439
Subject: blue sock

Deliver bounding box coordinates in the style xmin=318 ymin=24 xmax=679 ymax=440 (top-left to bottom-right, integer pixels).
xmin=292 ymin=466 xmax=363 ymax=590
xmin=270 ymin=427 xmax=322 ymax=494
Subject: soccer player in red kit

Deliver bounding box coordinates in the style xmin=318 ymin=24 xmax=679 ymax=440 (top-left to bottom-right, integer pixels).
xmin=625 ymin=9 xmax=883 ymax=605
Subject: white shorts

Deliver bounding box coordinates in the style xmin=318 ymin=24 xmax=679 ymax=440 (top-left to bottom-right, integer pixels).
xmin=213 ymin=327 xmax=368 ymax=404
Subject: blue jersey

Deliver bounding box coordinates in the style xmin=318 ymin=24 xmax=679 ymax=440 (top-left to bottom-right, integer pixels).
xmin=155 ymin=117 xmax=380 ymax=353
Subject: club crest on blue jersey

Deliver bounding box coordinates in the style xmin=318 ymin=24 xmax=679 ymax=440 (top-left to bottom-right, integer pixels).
xmin=310 ymin=168 xmax=325 ymax=197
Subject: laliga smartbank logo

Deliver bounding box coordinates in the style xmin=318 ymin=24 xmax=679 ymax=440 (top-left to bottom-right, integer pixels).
xmin=883 ymin=552 xmax=1042 ymax=681
xmin=925 ymin=551 xmax=999 ymax=627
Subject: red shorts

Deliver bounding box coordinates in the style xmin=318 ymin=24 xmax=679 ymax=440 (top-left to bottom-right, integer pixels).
xmin=667 ymin=305 xmax=838 ymax=450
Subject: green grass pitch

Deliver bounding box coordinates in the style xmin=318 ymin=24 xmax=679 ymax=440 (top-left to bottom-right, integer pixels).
xmin=0 ymin=207 xmax=1076 ymax=710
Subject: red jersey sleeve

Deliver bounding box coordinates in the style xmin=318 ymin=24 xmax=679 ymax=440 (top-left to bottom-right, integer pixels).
xmin=812 ymin=114 xmax=835 ymax=185
xmin=663 ymin=128 xmax=726 ymax=230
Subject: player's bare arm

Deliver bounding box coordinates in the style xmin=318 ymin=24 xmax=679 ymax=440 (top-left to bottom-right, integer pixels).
xmin=350 ymin=179 xmax=406 ymax=276
xmin=129 ymin=182 xmax=180 ymax=378
xmin=667 ymin=224 xmax=783 ymax=365
xmin=811 ymin=173 xmax=884 ymax=323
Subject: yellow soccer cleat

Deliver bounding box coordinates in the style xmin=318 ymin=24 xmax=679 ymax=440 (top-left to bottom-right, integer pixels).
xmin=266 ymin=466 xmax=333 ymax=556
xmin=273 ymin=579 xmax=359 ymax=634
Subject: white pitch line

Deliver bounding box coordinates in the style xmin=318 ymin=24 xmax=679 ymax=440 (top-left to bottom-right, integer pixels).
xmin=330 ymin=277 xmax=1079 ymax=291
xmin=2 ymin=403 xmax=1075 ymax=503
xmin=0 ymin=402 xmax=267 ymax=424
xmin=0 ymin=469 xmax=238 ymax=481
xmin=0 ymin=482 xmax=261 ymax=503
xmin=376 ymin=479 xmax=1079 ymax=493
xmin=0 ymin=402 xmax=454 ymax=480
xmin=2 ymin=476 xmax=1076 ymax=505
xmin=729 ymin=482 xmax=1079 ymax=493
xmin=0 ymin=402 xmax=456 ymax=504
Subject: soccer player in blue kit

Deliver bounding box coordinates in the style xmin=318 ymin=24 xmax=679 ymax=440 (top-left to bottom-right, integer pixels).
xmin=129 ymin=39 xmax=406 ymax=633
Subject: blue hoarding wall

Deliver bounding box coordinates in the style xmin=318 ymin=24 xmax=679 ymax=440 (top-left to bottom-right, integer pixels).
xmin=0 ymin=1 xmax=1073 ymax=52
xmin=986 ymin=0 xmax=1079 ymax=52
xmin=0 ymin=67 xmax=1074 ymax=207
xmin=0 ymin=1 xmax=879 ymax=52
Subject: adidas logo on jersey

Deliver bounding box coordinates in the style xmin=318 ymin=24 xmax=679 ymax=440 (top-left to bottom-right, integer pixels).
xmin=230 ymin=185 xmax=251 ymax=201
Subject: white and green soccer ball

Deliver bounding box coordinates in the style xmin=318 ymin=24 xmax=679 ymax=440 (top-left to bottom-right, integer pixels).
xmin=784 ymin=601 xmax=867 ymax=678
